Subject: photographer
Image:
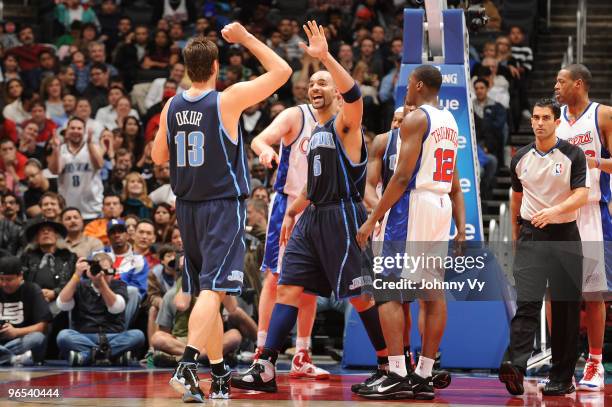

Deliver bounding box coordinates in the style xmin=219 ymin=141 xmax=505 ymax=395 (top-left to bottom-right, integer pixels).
xmin=145 ymin=245 xmax=178 ymax=353
xmin=56 ymin=252 xmax=145 ymax=366
xmin=0 ymin=256 xmax=51 ymax=366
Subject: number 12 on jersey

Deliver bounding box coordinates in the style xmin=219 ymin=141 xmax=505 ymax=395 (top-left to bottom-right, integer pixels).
xmin=175 ymin=131 xmax=205 ymax=167
xmin=432 ymin=148 xmax=455 ymax=182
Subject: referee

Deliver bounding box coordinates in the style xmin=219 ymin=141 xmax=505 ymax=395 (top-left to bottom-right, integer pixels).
xmin=498 ymin=99 xmax=589 ymax=396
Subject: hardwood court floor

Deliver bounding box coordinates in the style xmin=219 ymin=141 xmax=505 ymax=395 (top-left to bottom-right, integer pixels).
xmin=0 ymin=367 xmax=609 ymax=406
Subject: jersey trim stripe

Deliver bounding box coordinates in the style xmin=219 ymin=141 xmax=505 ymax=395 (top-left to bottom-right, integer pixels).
xmin=306 ymin=104 xmax=316 ymax=121
xmin=213 ymin=198 xmax=242 ymax=293
xmin=165 ymin=96 xmax=175 ymax=147
xmin=336 ymin=128 xmax=368 ymax=168
xmin=382 ymin=130 xmax=393 ymax=162
xmin=184 ymin=256 xmax=192 ymax=294
xmin=408 ymin=108 xmax=431 ymax=189
xmin=219 ymin=123 xmax=241 ymax=195
xmin=239 ymin=126 xmax=251 ymax=195
xmin=595 ymin=104 xmax=612 ymax=202
xmin=182 ymin=89 xmax=214 ymax=103
xmin=337 ymin=200 xmax=351 ymax=297
xmin=216 ymin=92 xmax=239 ymax=146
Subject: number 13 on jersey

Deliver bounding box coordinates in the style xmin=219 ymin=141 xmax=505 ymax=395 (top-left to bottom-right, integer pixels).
xmin=432 ymin=148 xmax=455 ymax=182
xmin=175 ymin=131 xmax=205 ymax=167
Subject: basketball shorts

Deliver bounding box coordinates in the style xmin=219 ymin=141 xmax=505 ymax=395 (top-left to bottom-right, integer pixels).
xmin=576 ymin=201 xmax=610 ymax=294
xmin=384 ymin=190 xmax=452 ymax=283
xmin=261 ymin=193 xmax=300 ymax=274
xmin=279 ymin=200 xmax=373 ymax=299
xmin=176 ymin=198 xmax=245 ymax=295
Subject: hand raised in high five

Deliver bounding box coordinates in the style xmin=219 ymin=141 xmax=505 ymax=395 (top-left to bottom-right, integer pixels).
xmin=221 ymin=22 xmax=252 ymax=45
xmin=299 ymin=20 xmax=328 ymax=61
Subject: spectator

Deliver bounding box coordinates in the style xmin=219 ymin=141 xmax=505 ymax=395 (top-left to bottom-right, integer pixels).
xmin=146 ymin=244 xmax=178 ymax=354
xmin=250 ymin=185 xmax=270 ymax=205
xmin=243 ymin=198 xmax=267 ymax=307
xmin=509 ymin=25 xmax=533 ymax=122
xmin=103 ymin=219 xmax=149 ymax=328
xmin=48 ymin=117 xmax=104 ymax=220
xmin=144 ymin=63 xmax=186 ymax=111
xmin=483 ymin=0 xmax=502 ymax=31
xmin=56 ymin=253 xmax=145 ymax=366
xmin=99 ymin=95 xmax=140 ymax=131
xmin=2 ymin=79 xmax=31 ymax=124
xmin=379 ymin=54 xmax=400 ymax=130
xmin=5 ymin=26 xmax=51 ymax=90
xmin=133 ymin=219 xmax=159 ymax=269
xmin=0 ymin=138 xmax=27 ymax=181
xmin=170 ymin=225 xmax=182 ymax=252
xmin=477 ymin=144 xmax=498 ymax=203
xmin=54 ymin=0 xmax=101 ymax=32
xmin=1 ymin=191 xmax=24 ymax=225
xmin=124 ymin=214 xmax=139 ymax=244
xmin=22 ymin=102 xmax=57 ymax=145
xmin=250 ymin=159 xmax=266 ymax=189
xmin=277 ymin=18 xmax=304 ymax=69
xmin=86 ymin=41 xmax=119 ymax=78
xmin=103 ymin=148 xmax=131 ymax=196
xmin=58 ymin=65 xmax=77 ymax=97
xmin=84 ymin=194 xmax=123 ymax=246
xmin=32 ymin=50 xmax=58 ymax=91
xmin=0 ymin=256 xmax=50 ymax=366
xmin=472 ymin=57 xmax=510 ymax=109
xmin=40 ymin=192 xmax=65 ymax=222
xmin=355 ymin=36 xmax=383 ymax=79
xmin=71 ymin=50 xmax=89 ymax=94
xmin=121 ymin=115 xmax=144 ymax=159
xmin=140 ymin=29 xmax=179 ymax=80
xmin=40 ymin=76 xmax=65 ymax=126
xmin=240 ymin=102 xmax=269 ymax=143
xmin=337 ymin=43 xmax=355 ymax=74
xmin=95 ymin=87 xmax=126 ymax=128
xmin=168 ymin=22 xmax=186 ymax=49
xmin=2 ymin=55 xmax=21 ymax=83
xmin=98 ymin=1 xmax=124 ymax=52
xmin=144 ymin=81 xmax=177 ymax=143
xmin=62 ymin=207 xmax=104 ymax=259
xmin=0 ymin=197 xmax=22 ymax=254
xmin=21 ymin=218 xmax=76 ymax=314
xmin=152 ymin=203 xmax=174 ymax=243
xmin=151 ymin=0 xmax=196 ymax=25
xmin=23 ymin=159 xmax=57 ymax=218
xmin=71 ymin=98 xmax=105 ymax=145
xmin=0 ymin=111 xmax=18 ymax=144
xmin=113 ymin=25 xmax=149 ymax=89
xmin=0 ymin=21 xmax=20 ymax=50
xmin=473 ymin=77 xmax=507 ymax=164
xmin=122 ymin=172 xmax=153 ymax=219
xmin=149 ymin=164 xmax=176 ymax=207
xmin=495 ymin=35 xmax=521 ymax=79
xmin=82 ymin=62 xmax=110 ymax=115
xmin=219 ymin=47 xmax=253 ymax=83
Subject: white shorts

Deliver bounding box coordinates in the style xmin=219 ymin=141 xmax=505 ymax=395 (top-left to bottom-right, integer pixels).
xmin=577 ymin=202 xmax=608 ymax=293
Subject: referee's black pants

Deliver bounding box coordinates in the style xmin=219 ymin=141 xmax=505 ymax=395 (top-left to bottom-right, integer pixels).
xmin=509 ymin=220 xmax=583 ymax=384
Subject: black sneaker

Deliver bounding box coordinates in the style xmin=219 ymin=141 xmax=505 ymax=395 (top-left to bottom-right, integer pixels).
xmin=498 ymin=361 xmax=524 ymax=396
xmin=169 ymin=361 xmax=205 ymax=403
xmin=210 ymin=370 xmax=231 ymax=399
xmin=410 ymin=373 xmax=435 ymax=400
xmin=432 ymin=369 xmax=451 ymax=389
xmin=231 ymin=360 xmax=277 ymax=393
xmin=542 ymin=380 xmax=575 ymax=396
xmin=358 ymin=371 xmax=413 ymax=399
xmin=350 ymin=368 xmax=387 ymax=394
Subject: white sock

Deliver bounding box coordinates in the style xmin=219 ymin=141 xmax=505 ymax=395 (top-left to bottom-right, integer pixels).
xmin=295 ymin=337 xmax=310 ymax=352
xmin=589 ymin=353 xmax=602 ymax=362
xmin=388 ymin=355 xmax=408 ymax=377
xmin=257 ymin=331 xmax=267 ymax=349
xmin=415 ymin=356 xmax=435 ymax=378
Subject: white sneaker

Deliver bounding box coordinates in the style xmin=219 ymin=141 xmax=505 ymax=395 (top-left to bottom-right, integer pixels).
xmin=289 ymin=349 xmax=330 ymax=379
xmin=11 ymin=350 xmax=33 ymax=366
xmin=578 ymin=359 xmax=605 ymax=391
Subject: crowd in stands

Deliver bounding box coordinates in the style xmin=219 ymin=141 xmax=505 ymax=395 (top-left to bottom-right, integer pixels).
xmin=0 ymin=0 xmax=532 ymax=367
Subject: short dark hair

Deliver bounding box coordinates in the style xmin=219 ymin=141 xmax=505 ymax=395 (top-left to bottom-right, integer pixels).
xmin=533 ymin=98 xmax=561 ymax=120
xmin=137 ymin=218 xmax=155 ymax=229
xmin=182 ymin=35 xmax=218 ymax=82
xmin=90 ymin=62 xmax=108 ymax=73
xmin=61 ymin=206 xmax=82 ymax=218
xmin=412 ymin=65 xmax=442 ymax=92
xmin=103 ymin=193 xmax=122 ymax=204
xmin=40 ymin=191 xmax=65 ymax=209
xmin=562 ymin=63 xmax=592 ymax=90
xmin=1 ymin=190 xmax=19 ymax=204
xmin=0 ymin=137 xmax=15 ymax=147
xmin=158 ymin=244 xmax=177 ymax=260
xmin=67 ymin=116 xmax=86 ymax=127
xmin=473 ymin=77 xmax=489 ymax=88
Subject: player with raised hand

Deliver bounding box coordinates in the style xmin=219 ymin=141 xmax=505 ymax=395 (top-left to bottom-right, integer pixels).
xmin=152 ymin=21 xmax=291 ymax=402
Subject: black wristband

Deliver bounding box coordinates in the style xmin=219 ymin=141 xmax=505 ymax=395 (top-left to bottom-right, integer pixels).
xmin=341 ymin=82 xmax=361 ymax=103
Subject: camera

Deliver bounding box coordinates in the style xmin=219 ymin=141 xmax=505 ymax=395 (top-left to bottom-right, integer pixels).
xmin=465 ymin=5 xmax=489 ymax=33
xmin=86 ymin=259 xmax=103 ymax=276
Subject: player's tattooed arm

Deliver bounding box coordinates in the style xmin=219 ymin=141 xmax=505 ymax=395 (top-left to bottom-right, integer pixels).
xmin=364 ymin=132 xmax=389 ymax=212
xmin=357 ymin=110 xmax=427 ymax=248
xmin=591 ymin=104 xmax=612 ymax=173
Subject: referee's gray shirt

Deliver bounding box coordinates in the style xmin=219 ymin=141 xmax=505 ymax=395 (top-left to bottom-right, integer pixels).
xmin=511 ymin=138 xmax=590 ymax=224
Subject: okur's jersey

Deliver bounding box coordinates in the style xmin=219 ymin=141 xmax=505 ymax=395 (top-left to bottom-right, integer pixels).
xmin=166 ymin=90 xmax=250 ymax=201
xmin=409 ymin=104 xmax=459 ymax=193
xmin=381 ymin=128 xmax=399 ymax=192
xmin=557 ymin=102 xmax=610 ymax=203
xmin=306 ymin=117 xmax=367 ymax=204
xmin=273 ymin=104 xmax=317 ymax=198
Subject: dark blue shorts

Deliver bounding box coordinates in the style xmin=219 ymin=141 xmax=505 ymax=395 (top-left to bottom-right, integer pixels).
xmin=176 ymin=198 xmax=245 ymax=295
xmin=261 ymin=193 xmax=288 ymax=274
xmin=279 ymin=200 xmax=373 ymax=299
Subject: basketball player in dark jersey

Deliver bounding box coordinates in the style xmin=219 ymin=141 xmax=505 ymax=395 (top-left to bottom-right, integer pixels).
xmin=152 ymin=22 xmax=291 ymax=402
xmin=231 ymin=20 xmax=388 ymax=393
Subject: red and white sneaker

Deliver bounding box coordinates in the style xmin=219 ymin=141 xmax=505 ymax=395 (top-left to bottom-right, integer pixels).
xmin=253 ymin=347 xmax=263 ymax=361
xmin=289 ymin=349 xmax=330 ymax=380
xmin=578 ymin=359 xmax=605 ymax=392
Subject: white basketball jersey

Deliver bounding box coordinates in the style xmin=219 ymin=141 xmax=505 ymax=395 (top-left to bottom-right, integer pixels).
xmin=407 ymin=104 xmax=459 ymax=194
xmin=59 ymin=143 xmax=103 ymax=219
xmin=274 ymin=104 xmax=316 ymax=199
xmin=557 ymin=102 xmax=609 ymax=203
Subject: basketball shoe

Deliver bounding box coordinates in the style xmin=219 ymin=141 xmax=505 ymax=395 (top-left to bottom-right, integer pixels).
xmin=358 ymin=371 xmax=413 ymax=399
xmin=169 ymin=361 xmax=205 ymax=403
xmin=210 ymin=369 xmax=231 ymax=399
xmin=409 ymin=373 xmax=435 ymax=400
xmin=578 ymin=359 xmax=605 ymax=391
xmin=231 ymin=358 xmax=278 ymax=393
xmin=289 ymin=349 xmax=330 ymax=379
xmin=351 ymin=368 xmax=388 ymax=394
